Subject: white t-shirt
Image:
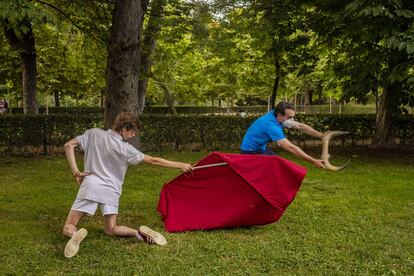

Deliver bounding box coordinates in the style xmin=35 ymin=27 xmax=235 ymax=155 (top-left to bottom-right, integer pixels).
xmin=75 ymin=128 xmax=144 ymax=207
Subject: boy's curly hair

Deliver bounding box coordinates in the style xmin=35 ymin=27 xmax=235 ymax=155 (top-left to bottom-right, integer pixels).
xmin=112 ymin=112 xmax=140 ymax=132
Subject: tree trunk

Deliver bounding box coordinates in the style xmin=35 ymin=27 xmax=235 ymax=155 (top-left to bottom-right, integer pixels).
xmin=3 ymin=18 xmax=38 ymax=114
xmin=304 ymin=89 xmax=312 ymax=105
xmin=303 ymin=80 xmax=312 ymax=113
xmin=162 ymin=84 xmax=177 ymax=115
xmin=269 ymin=58 xmax=280 ymax=109
xmin=137 ymin=0 xmax=165 ymax=115
xmin=372 ymin=79 xmax=379 ymax=115
xmin=54 ymin=91 xmax=60 ymax=107
xmin=151 ymin=76 xmax=177 ymax=115
xmin=300 ymin=95 xmax=305 ymax=112
xmin=372 ymin=82 xmax=399 ymax=147
xmin=100 ymin=90 xmax=104 ymax=107
xmin=226 ymin=97 xmax=233 ymax=113
xmin=104 ymin=0 xmax=147 ymax=129
xmin=21 ymin=47 xmax=37 ymax=114
xmin=317 ymin=84 xmax=323 ymax=105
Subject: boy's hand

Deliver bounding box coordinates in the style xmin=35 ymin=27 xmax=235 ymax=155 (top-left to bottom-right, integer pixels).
xmin=180 ymin=163 xmax=194 ymax=173
xmin=73 ymin=171 xmax=90 ymax=185
xmin=74 ymin=175 xmax=84 ymax=185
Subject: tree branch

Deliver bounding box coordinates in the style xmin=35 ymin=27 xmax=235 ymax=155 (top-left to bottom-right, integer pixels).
xmin=1 ymin=19 xmax=22 ymax=51
xmin=34 ymin=0 xmax=98 ymax=40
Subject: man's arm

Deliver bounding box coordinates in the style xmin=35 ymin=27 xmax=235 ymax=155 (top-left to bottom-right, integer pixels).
xmin=292 ymin=122 xmax=323 ymax=139
xmin=64 ymin=138 xmax=88 ymax=185
xmin=277 ymin=138 xmax=325 ymax=168
xmin=143 ymin=155 xmax=193 ymax=172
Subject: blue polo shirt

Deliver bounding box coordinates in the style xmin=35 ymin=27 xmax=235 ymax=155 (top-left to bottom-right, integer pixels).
xmin=240 ymin=111 xmax=286 ymax=152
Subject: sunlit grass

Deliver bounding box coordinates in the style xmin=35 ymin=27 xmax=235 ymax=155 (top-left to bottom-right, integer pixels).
xmin=0 ymin=151 xmax=413 ymax=275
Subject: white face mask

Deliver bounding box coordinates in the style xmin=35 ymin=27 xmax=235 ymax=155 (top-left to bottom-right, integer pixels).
xmin=282 ymin=118 xmax=297 ymax=129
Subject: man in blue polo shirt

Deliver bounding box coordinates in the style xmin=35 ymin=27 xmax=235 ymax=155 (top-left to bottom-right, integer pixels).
xmin=241 ymin=101 xmax=326 ymax=168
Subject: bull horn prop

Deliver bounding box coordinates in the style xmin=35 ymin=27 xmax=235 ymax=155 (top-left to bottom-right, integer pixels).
xmin=321 ymin=131 xmax=351 ymax=171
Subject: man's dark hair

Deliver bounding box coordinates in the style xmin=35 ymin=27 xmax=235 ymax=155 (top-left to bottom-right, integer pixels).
xmin=274 ymin=101 xmax=294 ymax=116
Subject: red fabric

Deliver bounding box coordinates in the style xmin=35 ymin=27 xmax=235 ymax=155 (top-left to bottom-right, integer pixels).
xmin=157 ymin=152 xmax=307 ymax=232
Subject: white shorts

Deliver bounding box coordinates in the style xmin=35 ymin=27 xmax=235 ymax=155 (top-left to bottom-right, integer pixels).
xmin=71 ymin=198 xmax=118 ymax=216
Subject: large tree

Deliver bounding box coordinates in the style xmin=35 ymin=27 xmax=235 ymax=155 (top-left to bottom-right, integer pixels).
xmin=137 ymin=0 xmax=166 ymax=114
xmin=211 ymin=0 xmax=309 ymax=108
xmin=314 ymin=0 xmax=414 ymax=147
xmin=0 ymin=1 xmax=47 ymax=114
xmin=104 ymin=0 xmax=149 ymax=128
xmin=1 ymin=0 xmax=112 ymax=110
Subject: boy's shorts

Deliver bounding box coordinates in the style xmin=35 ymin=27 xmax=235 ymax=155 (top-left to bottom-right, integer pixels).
xmin=71 ymin=198 xmax=118 ymax=216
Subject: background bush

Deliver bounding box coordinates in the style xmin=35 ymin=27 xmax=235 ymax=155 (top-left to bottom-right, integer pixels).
xmin=0 ymin=113 xmax=413 ymax=154
xmin=7 ymin=104 xmax=382 ymax=115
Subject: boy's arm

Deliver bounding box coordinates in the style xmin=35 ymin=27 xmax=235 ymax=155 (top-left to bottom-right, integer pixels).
xmin=143 ymin=155 xmax=193 ymax=172
xmin=64 ymin=138 xmax=88 ymax=185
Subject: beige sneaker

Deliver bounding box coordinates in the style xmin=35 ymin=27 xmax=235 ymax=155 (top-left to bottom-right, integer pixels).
xmin=64 ymin=228 xmax=88 ymax=258
xmin=138 ymin=226 xmax=167 ymax=246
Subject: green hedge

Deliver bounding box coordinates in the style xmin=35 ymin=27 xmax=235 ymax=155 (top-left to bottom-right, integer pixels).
xmin=8 ymin=107 xmax=104 ymax=115
xmin=0 ymin=114 xmax=103 ymax=153
xmin=8 ymin=105 xmax=382 ymax=115
xmin=144 ymin=106 xmax=269 ymax=114
xmin=8 ymin=106 xmax=267 ymax=115
xmin=0 ymin=114 xmax=413 ymax=154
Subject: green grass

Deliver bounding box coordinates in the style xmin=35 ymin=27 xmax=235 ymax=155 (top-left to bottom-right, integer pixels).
xmin=1 ymin=151 xmax=413 ymax=275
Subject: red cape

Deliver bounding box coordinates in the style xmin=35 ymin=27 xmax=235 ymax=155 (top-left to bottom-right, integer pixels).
xmin=157 ymin=152 xmax=307 ymax=232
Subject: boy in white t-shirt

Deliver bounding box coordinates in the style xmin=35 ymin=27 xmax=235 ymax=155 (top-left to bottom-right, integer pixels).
xmin=62 ymin=112 xmax=193 ymax=258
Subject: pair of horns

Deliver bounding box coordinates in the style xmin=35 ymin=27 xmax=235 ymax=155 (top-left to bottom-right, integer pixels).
xmin=321 ymin=131 xmax=351 ymax=171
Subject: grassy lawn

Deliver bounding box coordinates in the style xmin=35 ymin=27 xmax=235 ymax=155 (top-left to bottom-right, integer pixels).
xmin=0 ymin=151 xmax=413 ymax=275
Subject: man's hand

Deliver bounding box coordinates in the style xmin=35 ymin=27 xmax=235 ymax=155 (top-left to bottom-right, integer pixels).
xmin=313 ymin=160 xmax=326 ymax=169
xmin=179 ymin=163 xmax=194 ymax=173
